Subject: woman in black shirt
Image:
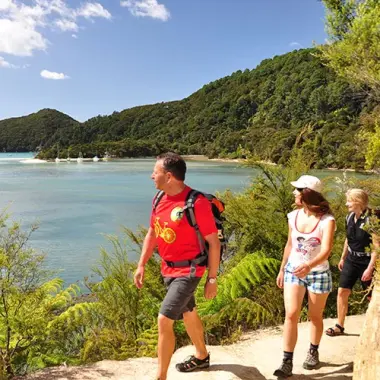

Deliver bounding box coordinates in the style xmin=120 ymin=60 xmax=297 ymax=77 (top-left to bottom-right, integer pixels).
xmin=326 ymin=189 xmax=378 ymax=336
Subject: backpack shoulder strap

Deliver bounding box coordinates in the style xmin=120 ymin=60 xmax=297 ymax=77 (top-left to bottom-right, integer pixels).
xmin=184 ymin=189 xmax=203 ymax=227
xmin=346 ymin=212 xmax=354 ymax=224
xmin=183 ymin=189 xmax=207 ymax=254
xmin=363 ymin=209 xmax=372 ymax=225
xmin=153 ymin=190 xmax=165 ymax=210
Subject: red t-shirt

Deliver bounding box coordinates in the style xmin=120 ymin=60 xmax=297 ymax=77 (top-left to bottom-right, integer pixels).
xmin=150 ymin=186 xmax=217 ymax=277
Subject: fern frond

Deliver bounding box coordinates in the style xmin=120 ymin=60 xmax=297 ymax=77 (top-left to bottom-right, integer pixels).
xmin=197 ymin=252 xmax=280 ymax=318
xmin=39 ymin=278 xmax=64 ymax=293
xmin=48 ymin=302 xmax=100 ymax=330
xmin=221 ymin=253 xmax=280 ymax=301
xmin=203 ymin=297 xmax=275 ymax=330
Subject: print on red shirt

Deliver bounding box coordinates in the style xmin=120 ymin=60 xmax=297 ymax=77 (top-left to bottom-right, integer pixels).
xmin=150 ymin=186 xmax=217 ymax=278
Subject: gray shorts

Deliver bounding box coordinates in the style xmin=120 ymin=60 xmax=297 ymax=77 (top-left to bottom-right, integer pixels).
xmin=159 ymin=277 xmax=202 ymax=321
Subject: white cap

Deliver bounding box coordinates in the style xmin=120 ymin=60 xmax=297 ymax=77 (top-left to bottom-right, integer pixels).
xmin=290 ymin=175 xmax=323 ymax=193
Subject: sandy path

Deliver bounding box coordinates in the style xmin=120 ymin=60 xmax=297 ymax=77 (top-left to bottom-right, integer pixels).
xmin=21 ymin=315 xmax=363 ymax=380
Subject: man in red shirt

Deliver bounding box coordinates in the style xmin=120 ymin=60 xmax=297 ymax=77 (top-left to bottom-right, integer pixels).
xmin=134 ymin=152 xmax=220 ymax=380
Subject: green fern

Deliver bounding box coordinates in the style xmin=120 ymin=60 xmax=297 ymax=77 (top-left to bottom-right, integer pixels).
xmin=81 ymin=328 xmax=135 ymax=362
xmin=197 ymin=252 xmax=281 ymax=338
xmin=48 ymin=302 xmax=99 ymax=330
xmin=136 ymin=325 xmax=159 ymax=357
xmin=222 ymin=252 xmax=279 ymax=300
xmin=218 ymin=298 xmax=272 ymax=325
xmin=198 ymin=252 xmax=280 ymax=315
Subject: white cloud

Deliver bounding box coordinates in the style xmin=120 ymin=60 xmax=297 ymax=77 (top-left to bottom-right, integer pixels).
xmin=0 ymin=1 xmax=111 ymax=57
xmin=40 ymin=69 xmax=69 ymax=80
xmin=72 ymin=33 xmax=78 ymax=39
xmin=55 ymin=19 xmax=78 ymax=31
xmin=0 ymin=55 xmax=17 ymax=68
xmin=76 ymin=3 xmax=111 ymax=20
xmin=121 ymin=0 xmax=170 ymax=21
xmin=0 ymin=0 xmax=15 ymax=12
xmin=77 ymin=3 xmax=111 ymax=20
xmin=290 ymin=41 xmax=303 ymax=49
xmin=0 ymin=18 xmax=47 ymax=56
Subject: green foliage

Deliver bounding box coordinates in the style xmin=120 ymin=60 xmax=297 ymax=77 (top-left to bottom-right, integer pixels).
xmin=193 ymin=149 xmax=312 ymax=342
xmin=0 ymin=213 xmax=83 ymax=378
xmin=220 ymin=145 xmax=313 ymax=265
xmin=320 ymin=1 xmax=380 ymax=98
xmin=196 ymin=253 xmax=282 ymax=343
xmin=0 ymin=49 xmax=372 ymax=168
xmin=322 ymin=0 xmax=358 ymax=40
xmin=76 ymin=228 xmax=165 ymax=363
xmin=136 ymin=325 xmax=159 ymax=357
xmin=320 ymin=0 xmax=380 ymax=287
xmin=0 ymin=155 xmax=379 ymax=376
xmin=0 ymin=109 xmax=78 ymax=153
xmin=221 ymin=253 xmax=279 ymax=299
xmin=202 ymin=147 xmax=379 ymax=342
xmin=364 ymin=122 xmax=380 ymax=170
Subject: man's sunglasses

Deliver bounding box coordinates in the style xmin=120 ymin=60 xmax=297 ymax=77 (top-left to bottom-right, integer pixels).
xmin=296 ymin=188 xmax=305 ymax=192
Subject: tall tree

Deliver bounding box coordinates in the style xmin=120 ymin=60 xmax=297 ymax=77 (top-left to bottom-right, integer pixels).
xmin=320 ymin=1 xmax=380 ymax=378
xmin=320 ymin=0 xmax=380 ymax=99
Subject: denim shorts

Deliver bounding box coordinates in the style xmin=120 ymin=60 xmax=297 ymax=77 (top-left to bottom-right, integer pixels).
xmin=284 ymin=263 xmax=332 ymax=294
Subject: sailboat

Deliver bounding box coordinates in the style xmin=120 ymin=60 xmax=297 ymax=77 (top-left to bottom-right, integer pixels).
xmin=33 ymin=143 xmax=42 ymax=159
xmin=55 ymin=144 xmax=60 ymax=163
xmin=77 ymin=152 xmax=83 ymax=163
xmin=103 ymin=151 xmax=110 ymax=162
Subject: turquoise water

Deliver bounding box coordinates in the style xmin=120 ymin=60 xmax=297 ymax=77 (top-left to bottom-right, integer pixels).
xmin=0 ymin=153 xmax=255 ymax=284
xmin=0 ymin=153 xmax=374 ymax=284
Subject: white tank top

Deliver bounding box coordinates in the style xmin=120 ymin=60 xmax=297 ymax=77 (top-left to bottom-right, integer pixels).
xmin=287 ymin=209 xmax=335 ymax=272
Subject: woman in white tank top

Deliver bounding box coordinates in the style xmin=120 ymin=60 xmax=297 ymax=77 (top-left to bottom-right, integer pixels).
xmin=273 ymin=175 xmax=336 ymax=378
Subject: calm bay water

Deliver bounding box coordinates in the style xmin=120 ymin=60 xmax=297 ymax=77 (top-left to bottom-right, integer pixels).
xmin=0 ymin=153 xmax=373 ymax=284
xmin=0 ymin=153 xmax=255 ymax=284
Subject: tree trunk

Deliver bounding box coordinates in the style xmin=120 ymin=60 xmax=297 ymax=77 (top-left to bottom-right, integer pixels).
xmin=353 ymin=279 xmax=380 ymax=379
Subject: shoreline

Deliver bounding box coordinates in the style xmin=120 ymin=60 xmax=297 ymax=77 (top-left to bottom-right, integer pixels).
xmin=183 ymin=155 xmax=276 ymax=165
xmin=183 ymin=155 xmax=244 ymax=163
xmin=16 ymin=154 xmax=378 ymax=174
xmin=183 ymin=155 xmax=378 ymax=173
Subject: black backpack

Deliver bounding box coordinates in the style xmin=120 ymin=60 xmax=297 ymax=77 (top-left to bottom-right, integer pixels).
xmin=153 ymin=189 xmax=227 ymax=270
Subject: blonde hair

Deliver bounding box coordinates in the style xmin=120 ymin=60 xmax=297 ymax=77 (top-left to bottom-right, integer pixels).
xmin=346 ymin=189 xmax=369 ymax=210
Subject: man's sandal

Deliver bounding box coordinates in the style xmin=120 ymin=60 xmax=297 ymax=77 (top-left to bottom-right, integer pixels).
xmin=326 ymin=324 xmax=345 ymax=336
xmin=175 ymin=354 xmax=210 ymax=372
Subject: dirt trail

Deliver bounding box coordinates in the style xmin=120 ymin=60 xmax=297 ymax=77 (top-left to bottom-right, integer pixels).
xmin=23 ymin=315 xmax=363 ymax=380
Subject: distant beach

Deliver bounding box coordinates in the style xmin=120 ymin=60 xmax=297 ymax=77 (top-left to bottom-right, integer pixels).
xmin=183 ymin=155 xmax=277 ymax=166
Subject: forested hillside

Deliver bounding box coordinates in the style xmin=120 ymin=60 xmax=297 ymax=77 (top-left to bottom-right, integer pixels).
xmin=0 ymin=49 xmax=373 ymax=168
xmin=0 ymin=109 xmax=79 ymax=152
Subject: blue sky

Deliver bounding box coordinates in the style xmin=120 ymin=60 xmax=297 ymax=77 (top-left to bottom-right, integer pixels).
xmin=0 ymin=0 xmax=327 ymax=122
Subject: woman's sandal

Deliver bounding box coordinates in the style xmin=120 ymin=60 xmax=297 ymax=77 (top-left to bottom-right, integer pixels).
xmin=326 ymin=323 xmax=345 ymax=336
xmin=175 ymin=354 xmax=210 ymax=372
